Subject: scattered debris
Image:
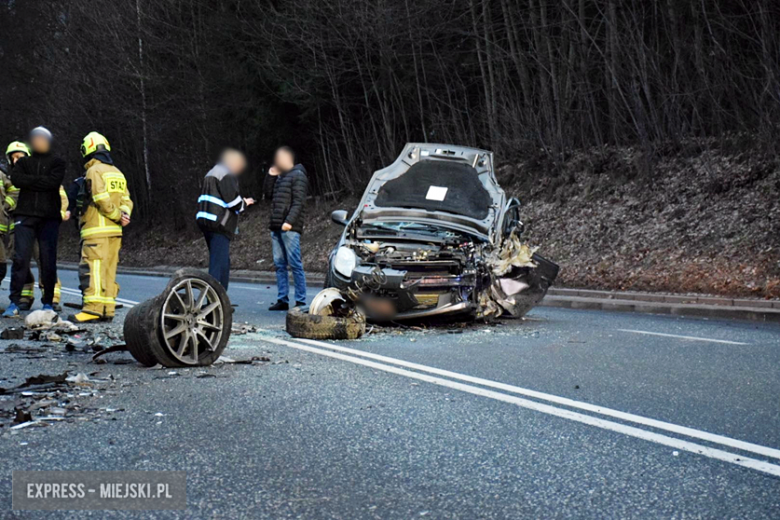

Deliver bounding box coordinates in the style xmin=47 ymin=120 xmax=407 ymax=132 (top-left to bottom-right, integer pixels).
xmin=91 ymin=344 xmax=130 ymax=362
xmin=232 ymin=324 xmax=259 ymax=335
xmin=2 ymin=343 xmax=48 ymax=356
xmin=13 ymin=408 xmax=32 ymax=424
xmin=24 ymin=310 xmax=80 ymax=332
xmin=213 ymin=355 xmax=270 ymax=365
xmin=0 ymin=370 xmax=124 ymax=430
xmin=1 ymin=328 xmax=25 ymax=340
xmin=65 ymin=373 xmax=90 ymax=384
xmin=19 ymin=372 xmax=69 ymax=388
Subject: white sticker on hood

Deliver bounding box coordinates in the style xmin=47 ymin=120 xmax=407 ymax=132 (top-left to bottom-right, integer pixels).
xmin=426 ymin=186 xmax=448 ymax=201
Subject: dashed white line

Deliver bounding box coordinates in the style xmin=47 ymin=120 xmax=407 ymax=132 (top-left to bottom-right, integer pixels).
xmin=259 ymin=335 xmax=780 ymax=478
xmin=617 ymin=329 xmax=748 ymax=345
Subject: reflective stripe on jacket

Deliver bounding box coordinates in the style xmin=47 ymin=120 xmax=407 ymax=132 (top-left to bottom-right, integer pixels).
xmin=0 ymin=170 xmax=18 ymax=234
xmin=196 ymin=164 xmax=245 ymax=239
xmin=80 ymin=159 xmax=133 ymax=239
xmin=59 ymin=186 xmax=69 ymax=221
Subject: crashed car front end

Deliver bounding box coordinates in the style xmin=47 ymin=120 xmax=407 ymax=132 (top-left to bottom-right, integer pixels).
xmin=324 ymin=143 xmax=559 ymax=323
xmin=329 ymin=222 xmax=488 ymax=320
xmin=328 ymin=222 xmax=558 ymax=322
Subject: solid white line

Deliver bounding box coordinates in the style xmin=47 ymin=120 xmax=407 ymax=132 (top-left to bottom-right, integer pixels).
xmin=275 ymin=335 xmax=780 ymax=462
xmin=59 ymin=287 xmax=138 ymax=308
xmin=259 ymin=335 xmax=780 ymax=477
xmin=230 ymin=284 xmax=269 ymax=292
xmin=617 ymin=329 xmax=748 ymax=345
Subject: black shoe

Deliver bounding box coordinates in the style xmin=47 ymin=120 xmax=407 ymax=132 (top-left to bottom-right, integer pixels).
xmin=295 ymin=301 xmax=306 ymax=308
xmin=268 ymin=301 xmax=289 ymax=311
xmin=17 ymin=302 xmax=32 ymax=311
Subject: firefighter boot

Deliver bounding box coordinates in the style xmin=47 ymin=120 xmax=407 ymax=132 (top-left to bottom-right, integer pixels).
xmin=69 ymin=311 xmax=102 ymax=323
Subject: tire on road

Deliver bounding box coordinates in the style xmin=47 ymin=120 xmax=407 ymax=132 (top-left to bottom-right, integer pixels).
xmin=123 ymin=269 xmax=232 ymax=367
xmin=286 ymin=306 xmax=366 ymax=340
xmin=124 ymin=298 xmax=164 ymax=367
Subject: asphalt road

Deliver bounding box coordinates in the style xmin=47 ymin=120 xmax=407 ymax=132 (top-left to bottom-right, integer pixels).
xmin=0 ymin=268 xmax=779 ymax=518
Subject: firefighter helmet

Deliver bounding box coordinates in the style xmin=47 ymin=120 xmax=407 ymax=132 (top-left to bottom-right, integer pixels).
xmin=5 ymin=141 xmax=31 ymax=161
xmin=80 ymin=132 xmax=111 ymax=158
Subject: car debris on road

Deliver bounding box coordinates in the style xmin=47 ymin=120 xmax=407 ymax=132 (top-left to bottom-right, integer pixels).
xmin=0 ymin=369 xmax=123 ymax=431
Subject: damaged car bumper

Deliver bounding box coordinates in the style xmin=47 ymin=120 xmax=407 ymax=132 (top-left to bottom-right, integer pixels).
xmin=328 ymin=249 xmax=558 ymax=322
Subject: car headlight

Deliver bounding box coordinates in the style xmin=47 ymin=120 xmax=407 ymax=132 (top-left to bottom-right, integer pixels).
xmin=334 ymin=246 xmax=358 ymax=277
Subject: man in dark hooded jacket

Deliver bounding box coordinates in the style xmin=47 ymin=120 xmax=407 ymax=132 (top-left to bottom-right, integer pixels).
xmin=4 ymin=127 xmax=65 ymax=317
xmin=263 ymin=146 xmax=308 ymax=310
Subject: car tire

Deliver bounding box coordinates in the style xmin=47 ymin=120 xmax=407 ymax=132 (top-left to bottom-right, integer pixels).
xmin=155 ymin=269 xmax=232 ymax=367
xmin=123 ymin=269 xmax=232 ymax=368
xmin=286 ymin=306 xmax=366 ymax=340
xmin=124 ymin=298 xmax=164 ymax=367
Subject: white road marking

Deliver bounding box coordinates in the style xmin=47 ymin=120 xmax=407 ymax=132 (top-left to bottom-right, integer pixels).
xmin=283 ymin=336 xmax=780 ymax=461
xmin=617 ymin=329 xmax=748 ymax=345
xmin=230 ymin=284 xmax=270 ymax=292
xmin=259 ymin=335 xmax=780 ymax=478
xmin=59 ymin=287 xmax=138 ymax=308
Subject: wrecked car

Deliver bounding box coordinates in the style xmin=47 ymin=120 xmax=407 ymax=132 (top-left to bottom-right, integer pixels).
xmin=321 ymin=143 xmax=559 ymax=322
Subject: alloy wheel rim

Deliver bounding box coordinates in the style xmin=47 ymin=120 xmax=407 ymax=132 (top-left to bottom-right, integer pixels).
xmin=160 ymin=278 xmax=224 ymax=364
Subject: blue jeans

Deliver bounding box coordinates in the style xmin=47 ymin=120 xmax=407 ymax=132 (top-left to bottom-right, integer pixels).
xmin=203 ymin=231 xmax=231 ymax=289
xmin=271 ymin=231 xmax=307 ymax=304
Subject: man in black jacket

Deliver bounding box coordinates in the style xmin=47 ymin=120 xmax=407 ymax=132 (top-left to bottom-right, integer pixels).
xmin=196 ymin=149 xmax=254 ymax=289
xmin=263 ymin=146 xmax=308 ymax=310
xmin=3 ymin=127 xmax=65 ymax=317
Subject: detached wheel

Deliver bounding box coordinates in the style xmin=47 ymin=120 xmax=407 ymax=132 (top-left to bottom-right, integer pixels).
xmin=124 ymin=298 xmax=162 ymax=367
xmin=156 ymin=271 xmax=232 ymax=366
xmin=286 ymin=307 xmax=366 ymax=340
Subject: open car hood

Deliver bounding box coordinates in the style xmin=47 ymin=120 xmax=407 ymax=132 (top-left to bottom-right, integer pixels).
xmin=356 ymin=144 xmax=505 ymax=239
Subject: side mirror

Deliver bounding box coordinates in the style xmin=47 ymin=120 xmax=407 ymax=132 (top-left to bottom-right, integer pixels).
xmin=331 ymin=210 xmax=349 ymax=226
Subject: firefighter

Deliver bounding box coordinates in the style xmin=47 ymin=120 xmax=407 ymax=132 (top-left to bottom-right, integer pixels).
xmin=0 ymin=142 xmax=24 ymax=286
xmin=69 ymin=132 xmax=132 ymax=323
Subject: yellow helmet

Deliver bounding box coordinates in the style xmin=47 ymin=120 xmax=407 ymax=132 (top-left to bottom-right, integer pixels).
xmin=80 ymin=132 xmax=111 ymax=158
xmin=5 ymin=141 xmax=31 ymax=161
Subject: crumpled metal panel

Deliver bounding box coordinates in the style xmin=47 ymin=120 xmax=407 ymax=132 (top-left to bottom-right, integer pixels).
xmin=485 ymin=232 xmax=558 ymax=319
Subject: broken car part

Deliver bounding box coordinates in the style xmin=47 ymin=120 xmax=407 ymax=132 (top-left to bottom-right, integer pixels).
xmin=0 ymin=328 xmax=25 ymax=340
xmin=286 ymin=305 xmax=366 ymax=340
xmin=124 ymin=269 xmax=232 ymax=367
